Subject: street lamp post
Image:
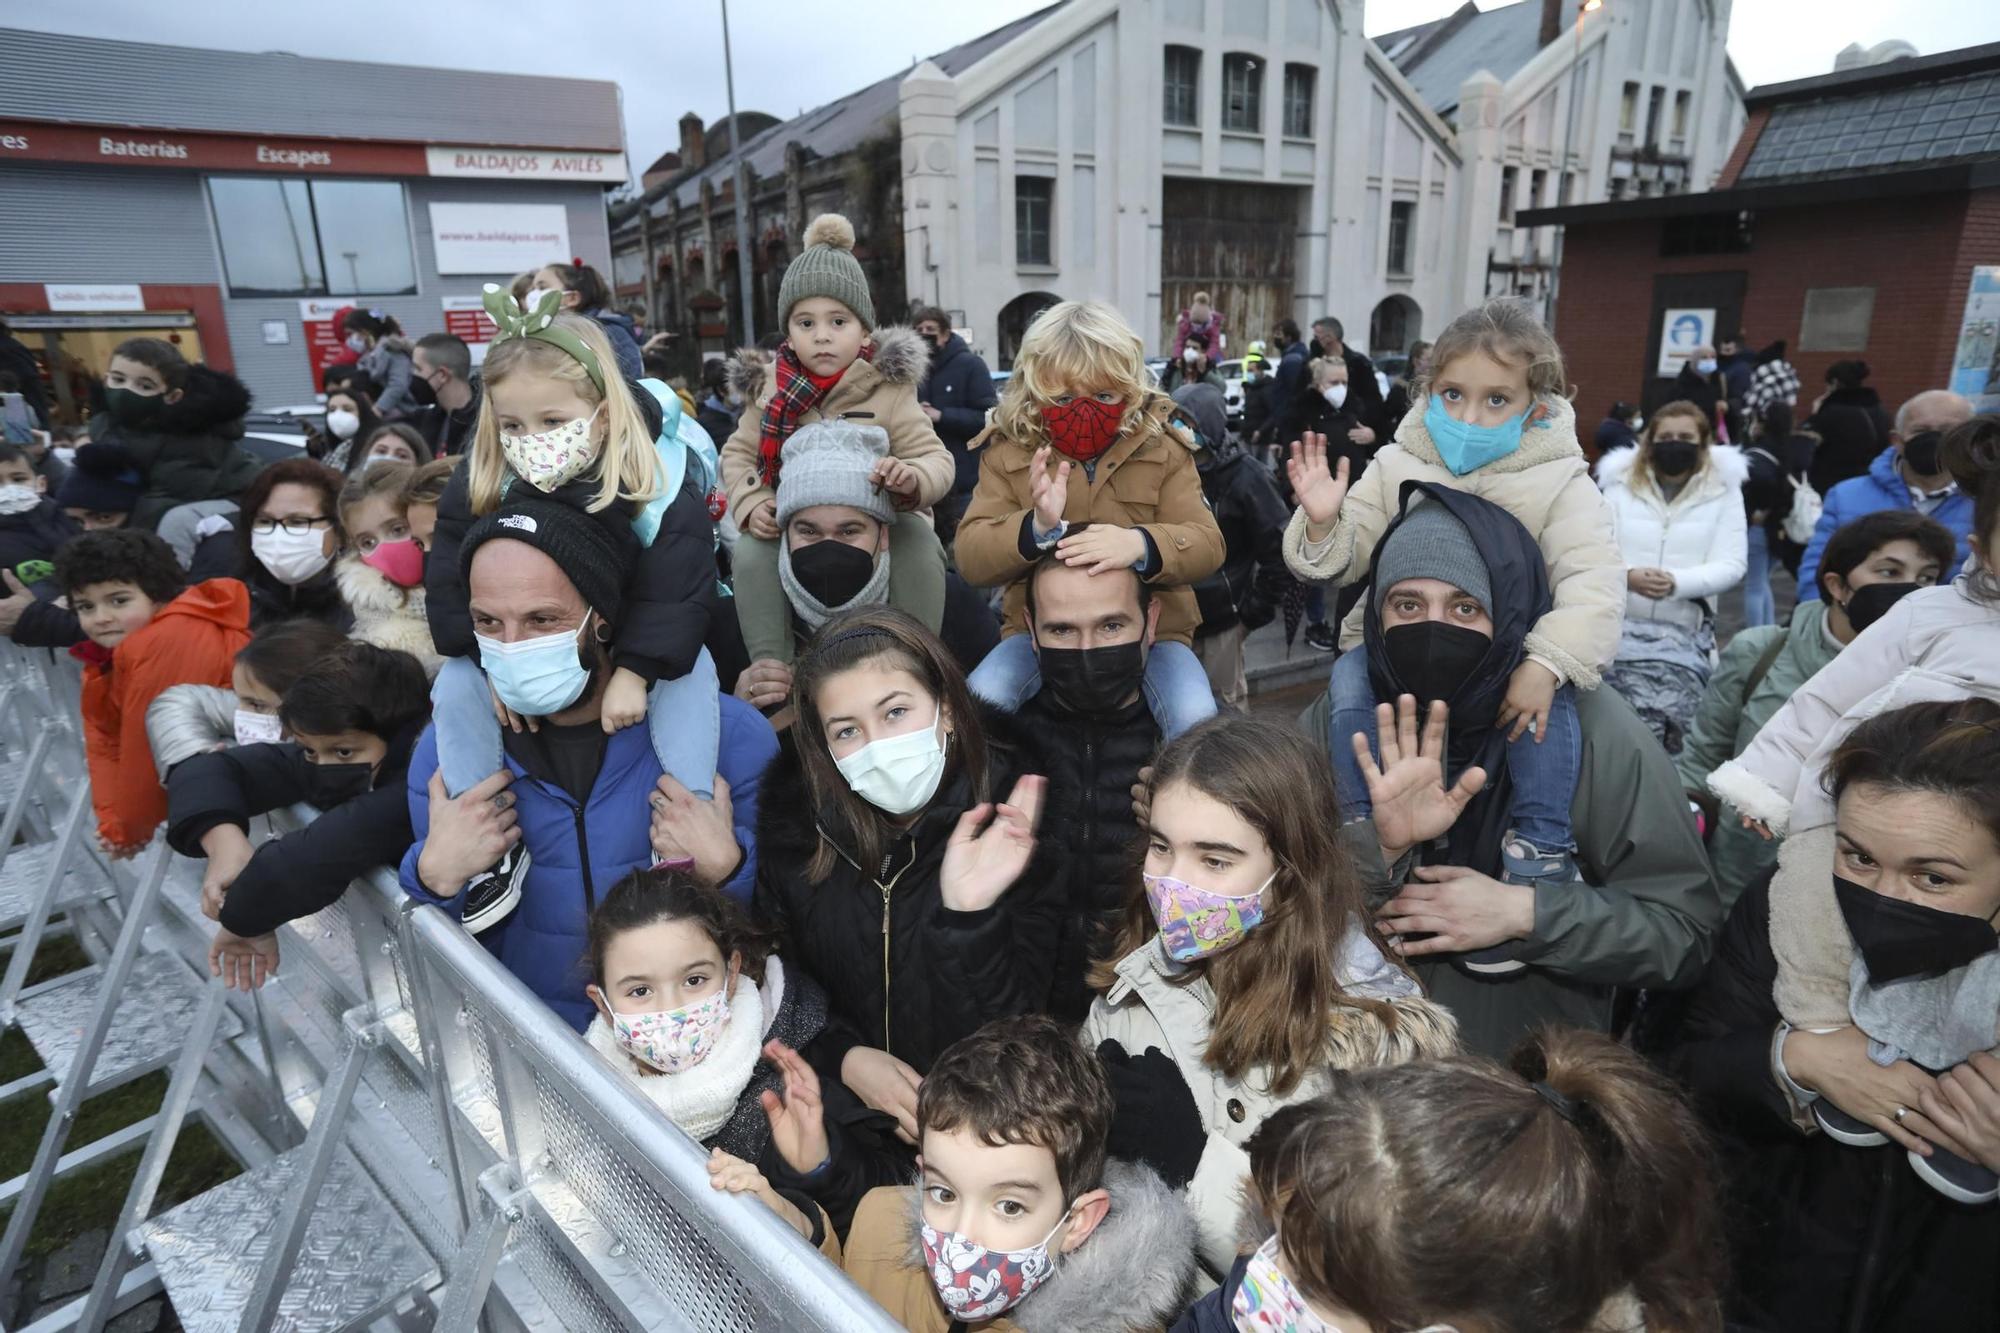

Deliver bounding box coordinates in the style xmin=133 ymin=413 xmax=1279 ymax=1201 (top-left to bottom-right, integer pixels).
xmin=1548 ymin=0 xmax=1603 ymax=331
xmin=720 ymin=0 xmax=757 ymax=345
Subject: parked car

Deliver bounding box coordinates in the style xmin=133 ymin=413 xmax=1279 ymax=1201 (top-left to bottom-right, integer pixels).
xmin=1217 ymin=358 xmax=1247 ymax=425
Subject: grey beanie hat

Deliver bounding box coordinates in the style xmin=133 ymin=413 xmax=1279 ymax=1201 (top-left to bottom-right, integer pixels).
xmin=777 ymin=214 xmax=875 ymax=328
xmin=1373 ymin=498 xmax=1491 ymax=615
xmin=775 ymin=420 xmax=896 ymax=527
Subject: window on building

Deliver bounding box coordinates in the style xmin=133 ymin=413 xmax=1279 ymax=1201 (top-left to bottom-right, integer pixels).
xmin=1645 ymin=86 xmax=1666 ymax=148
xmin=1672 ymin=90 xmax=1690 ymax=140
xmin=1559 ymin=170 xmax=1575 ymax=205
xmin=1163 ymin=46 xmax=1201 ymax=127
xmin=208 ymin=177 xmax=417 ymax=298
xmin=1528 ymin=168 xmax=1547 ymax=212
xmin=1498 ymin=165 xmax=1517 ymax=224
xmin=1659 ymin=211 xmax=1755 ymax=257
xmin=1608 ymin=176 xmax=1628 ymax=201
xmin=1016 ymin=176 xmax=1053 ymax=266
xmin=1222 ymin=53 xmax=1263 ymax=132
xmin=1387 ymin=200 xmax=1415 ymax=275
xmin=1282 ymin=63 xmax=1316 ymax=137
xmin=1799 ymin=286 xmax=1876 ymax=352
xmin=1620 ymin=82 xmax=1640 ymax=131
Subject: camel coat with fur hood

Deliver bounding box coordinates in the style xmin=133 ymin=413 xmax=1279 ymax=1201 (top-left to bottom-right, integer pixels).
xmin=717 ymin=326 xmax=955 ymax=528
xmin=1595 ymin=443 xmax=1750 ymax=635
xmin=956 ymin=401 xmax=1226 ymax=644
xmin=823 ymin=1160 xmax=1199 ymax=1333
xmin=1083 ymin=932 xmax=1457 ymax=1278
xmin=335 ymin=555 xmax=442 ymax=678
xmin=1280 ymin=395 xmax=1623 ymax=687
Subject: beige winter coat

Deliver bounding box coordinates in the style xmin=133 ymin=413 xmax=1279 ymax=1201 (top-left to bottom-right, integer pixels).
xmin=717 ymin=325 xmax=955 ymax=528
xmin=1280 ymin=394 xmax=1624 ymax=687
xmin=336 ymin=555 xmax=442 ymax=679
xmin=1082 ymin=931 xmax=1457 ymax=1279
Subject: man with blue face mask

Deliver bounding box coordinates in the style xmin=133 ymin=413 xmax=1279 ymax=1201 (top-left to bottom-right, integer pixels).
xmin=400 ymin=496 xmax=779 ymax=1031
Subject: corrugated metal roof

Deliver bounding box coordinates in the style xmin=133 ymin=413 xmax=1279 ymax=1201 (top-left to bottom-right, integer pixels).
xmin=0 ymin=27 xmax=622 ymax=151
xmin=648 ymin=3 xmax=1061 ymax=218
xmin=1378 ymin=0 xmax=1578 ymax=116
xmin=1738 ymin=68 xmax=2000 ymax=184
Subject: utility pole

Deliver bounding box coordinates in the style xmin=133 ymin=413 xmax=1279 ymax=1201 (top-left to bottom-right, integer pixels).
xmin=721 ymin=0 xmax=756 ymax=344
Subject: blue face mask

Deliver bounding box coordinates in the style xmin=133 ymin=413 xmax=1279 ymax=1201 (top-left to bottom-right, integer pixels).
xmin=476 ymin=614 xmax=596 ymax=717
xmin=1424 ymin=394 xmax=1528 ymax=476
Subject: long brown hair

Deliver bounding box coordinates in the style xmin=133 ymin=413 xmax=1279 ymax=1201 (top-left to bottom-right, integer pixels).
xmin=1632 ymin=399 xmax=1716 ymax=496
xmin=790 ymin=606 xmax=992 ymax=884
xmin=1248 ymin=1028 xmax=1725 ymax=1333
xmin=1089 ymin=716 xmax=1401 ymax=1095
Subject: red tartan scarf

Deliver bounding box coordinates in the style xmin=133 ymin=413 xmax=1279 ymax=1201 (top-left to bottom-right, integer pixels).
xmin=757 ymin=342 xmax=877 ymax=487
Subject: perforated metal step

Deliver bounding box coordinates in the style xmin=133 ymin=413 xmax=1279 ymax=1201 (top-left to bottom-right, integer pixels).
xmin=14 ymin=951 xmax=244 ymax=1088
xmin=0 ymin=840 xmax=94 ymax=927
xmin=140 ymin=1143 xmax=438 ymax=1333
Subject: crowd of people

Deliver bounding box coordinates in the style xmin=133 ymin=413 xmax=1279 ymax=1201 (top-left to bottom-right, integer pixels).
xmin=7 ymin=212 xmax=2000 ymax=1332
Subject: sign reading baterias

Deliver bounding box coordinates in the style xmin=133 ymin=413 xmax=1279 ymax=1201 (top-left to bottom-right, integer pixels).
xmin=0 ymin=121 xmax=625 ymax=183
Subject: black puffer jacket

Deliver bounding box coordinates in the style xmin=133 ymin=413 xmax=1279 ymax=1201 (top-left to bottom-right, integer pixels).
xmin=424 ymin=384 xmax=717 ymax=683
xmin=1668 ymin=878 xmax=2000 ymax=1331
xmin=1280 ymin=344 xmax=1385 ymax=448
xmin=1806 ymin=385 xmax=1893 ymax=497
xmin=1174 ymin=385 xmax=1290 ymax=635
xmin=87 ymin=365 xmax=263 ymax=531
xmin=750 ymin=703 xmax=1065 ymax=1074
xmin=0 ymin=500 xmax=78 ymax=578
xmin=922 ymin=333 xmax=999 ymax=497
xmin=1016 ymin=690 xmax=1160 ymax=1022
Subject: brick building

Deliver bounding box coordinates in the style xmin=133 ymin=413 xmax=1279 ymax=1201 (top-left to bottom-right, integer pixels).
xmin=1523 ymin=40 xmax=2000 ymax=434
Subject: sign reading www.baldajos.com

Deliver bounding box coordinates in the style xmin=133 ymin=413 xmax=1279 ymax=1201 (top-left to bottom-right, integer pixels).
xmin=427 ymin=203 xmax=573 ymax=276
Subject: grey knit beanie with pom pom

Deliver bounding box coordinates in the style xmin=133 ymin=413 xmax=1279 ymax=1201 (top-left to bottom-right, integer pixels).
xmin=777 ymin=213 xmax=875 ymax=329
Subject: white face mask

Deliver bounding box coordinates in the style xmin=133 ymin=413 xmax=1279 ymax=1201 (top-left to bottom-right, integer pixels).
xmin=1322 ymin=383 xmax=1348 ymax=409
xmin=233 ymin=707 xmax=284 ymax=746
xmin=250 ymin=526 xmax=332 ymax=585
xmin=326 ymin=409 xmax=360 ymax=440
xmin=0 ymin=483 xmax=41 ymax=515
xmin=832 ymin=706 xmax=948 ymax=816
xmin=345 ymin=333 xmax=370 ymax=355
xmin=521 ymin=287 xmax=555 ymax=311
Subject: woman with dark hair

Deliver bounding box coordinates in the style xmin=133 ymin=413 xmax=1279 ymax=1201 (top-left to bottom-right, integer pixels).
xmin=1805 ymin=359 xmax=1894 ymax=496
xmin=751 ymin=606 xmax=1062 ymax=1143
xmin=303 ymin=383 xmax=384 ymax=472
xmin=1085 ymin=714 xmax=1458 ymax=1279
xmin=525 ymin=260 xmax=644 ymax=380
xmin=1674 ymin=698 xmax=2000 ymax=1331
xmin=1176 ymin=1028 xmax=1724 ymax=1333
xmin=210 ymin=457 xmax=352 ymax=629
xmin=338 ymin=309 xmax=415 ymax=418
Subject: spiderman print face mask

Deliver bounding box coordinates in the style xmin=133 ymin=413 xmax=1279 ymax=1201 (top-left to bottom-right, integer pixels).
xmin=1041 ymin=396 xmax=1124 ymax=462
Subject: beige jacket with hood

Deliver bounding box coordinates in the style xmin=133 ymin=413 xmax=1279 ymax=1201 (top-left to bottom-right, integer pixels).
xmin=1280 ymin=395 xmax=1624 ymax=687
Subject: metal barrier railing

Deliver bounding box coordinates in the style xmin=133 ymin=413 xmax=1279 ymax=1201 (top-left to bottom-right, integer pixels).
xmin=0 ymin=638 xmax=901 ymax=1333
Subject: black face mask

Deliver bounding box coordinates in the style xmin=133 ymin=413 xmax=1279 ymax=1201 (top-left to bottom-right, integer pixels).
xmin=406 ymin=371 xmax=439 ymax=408
xmin=1840 ymin=581 xmax=1920 ymax=634
xmin=789 ymin=539 xmax=878 ymax=609
xmin=1901 ymin=430 xmax=1943 ymax=477
xmin=1833 ymin=874 xmax=1999 ymax=983
xmin=1652 ymin=440 xmax=1701 ymax=478
xmin=1038 ymin=640 xmax=1146 ymax=715
xmin=302 ymin=760 xmax=375 ymax=808
xmin=1381 ymin=620 xmax=1491 ymax=712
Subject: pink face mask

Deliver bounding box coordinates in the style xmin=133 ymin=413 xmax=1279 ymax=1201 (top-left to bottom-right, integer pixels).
xmin=360 ymin=538 xmax=425 ymax=589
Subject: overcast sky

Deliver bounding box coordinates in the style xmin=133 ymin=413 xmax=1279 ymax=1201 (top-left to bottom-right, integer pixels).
xmin=15 ymin=0 xmax=1998 ymax=173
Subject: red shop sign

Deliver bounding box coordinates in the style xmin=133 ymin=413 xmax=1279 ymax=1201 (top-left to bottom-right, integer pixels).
xmin=0 ymin=120 xmax=428 ymax=176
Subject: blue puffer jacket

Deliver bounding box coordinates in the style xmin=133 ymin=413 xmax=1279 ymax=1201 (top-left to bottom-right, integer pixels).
xmin=400 ymin=693 xmax=779 ymax=1030
xmin=586 ymin=308 xmax=645 ymax=382
xmin=1168 ymin=1254 xmax=1249 ymax=1332
xmin=1797 ymin=445 xmax=1975 ymax=599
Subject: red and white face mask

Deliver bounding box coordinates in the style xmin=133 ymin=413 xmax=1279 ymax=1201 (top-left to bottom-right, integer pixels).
xmin=1041 ymin=396 xmax=1123 ymax=462
xmin=919 ymin=1206 xmax=1071 ymax=1321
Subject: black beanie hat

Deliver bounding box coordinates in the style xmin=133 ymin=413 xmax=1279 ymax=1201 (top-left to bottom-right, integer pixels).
xmin=460 ymin=496 xmax=632 ymax=625
xmin=55 ymin=443 xmax=142 ymax=513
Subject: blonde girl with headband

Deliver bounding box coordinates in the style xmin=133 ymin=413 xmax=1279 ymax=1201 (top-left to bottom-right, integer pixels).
xmin=422 ymin=287 xmax=729 ymax=931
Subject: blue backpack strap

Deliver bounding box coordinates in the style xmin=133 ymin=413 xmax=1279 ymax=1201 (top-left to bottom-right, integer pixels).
xmin=631 ymin=379 xmax=692 ymax=547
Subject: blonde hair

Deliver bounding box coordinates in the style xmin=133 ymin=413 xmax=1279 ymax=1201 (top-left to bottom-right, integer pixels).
xmin=1416 ymin=298 xmax=1568 ymax=405
xmin=466 ymin=313 xmax=661 ymax=516
xmin=1309 ymin=356 xmax=1348 ymax=389
xmin=1628 ymin=399 xmax=1717 ymax=498
xmin=991 ymin=300 xmax=1176 ymax=453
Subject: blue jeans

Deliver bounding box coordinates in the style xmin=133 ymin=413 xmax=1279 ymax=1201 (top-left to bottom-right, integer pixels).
xmin=1305 ymin=586 xmax=1327 ymax=625
xmin=1743 ymin=524 xmax=1776 ymax=628
xmin=1327 ymin=649 xmax=1580 ymax=852
xmin=968 ymin=636 xmax=1217 ymax=740
xmin=433 ymin=649 xmax=721 ymax=800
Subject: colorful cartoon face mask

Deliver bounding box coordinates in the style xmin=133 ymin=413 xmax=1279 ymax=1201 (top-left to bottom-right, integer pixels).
xmin=919 ymin=1207 xmax=1070 ymax=1321
xmin=1233 ymin=1235 xmax=1334 ymax=1332
xmin=607 ymin=984 xmax=732 ymax=1074
xmin=1145 ymin=869 xmax=1276 ymax=963
xmin=500 ymin=403 xmax=602 ymax=491
xmin=233 ymin=708 xmax=283 ymax=746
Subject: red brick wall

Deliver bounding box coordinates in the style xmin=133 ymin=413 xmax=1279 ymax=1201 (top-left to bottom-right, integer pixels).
xmin=1714 ymin=107 xmax=1770 ymax=190
xmin=1554 ymin=187 xmax=2000 ymax=433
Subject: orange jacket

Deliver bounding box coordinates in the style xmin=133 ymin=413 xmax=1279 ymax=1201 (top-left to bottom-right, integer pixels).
xmin=81 ymin=578 xmax=250 ymax=852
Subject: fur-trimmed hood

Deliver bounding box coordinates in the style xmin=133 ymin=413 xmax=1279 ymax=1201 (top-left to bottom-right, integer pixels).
xmin=725 ymin=325 xmax=929 ymax=405
xmin=897 ymin=1159 xmax=1199 ymax=1333
xmin=334 ymin=554 xmax=443 ymax=678
xmin=1595 ymin=441 xmax=1748 ymax=503
xmin=144 ymin=364 xmax=254 ymax=437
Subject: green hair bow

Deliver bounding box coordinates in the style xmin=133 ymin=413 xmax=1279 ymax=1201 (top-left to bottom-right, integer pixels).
xmin=480 ymin=283 xmax=606 ymax=393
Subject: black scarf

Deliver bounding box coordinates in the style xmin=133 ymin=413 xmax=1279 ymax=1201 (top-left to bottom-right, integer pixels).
xmin=1361 ymin=481 xmax=1553 ymax=877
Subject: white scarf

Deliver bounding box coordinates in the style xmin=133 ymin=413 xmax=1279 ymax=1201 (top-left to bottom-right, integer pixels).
xmin=585 ymin=958 xmax=784 ymax=1141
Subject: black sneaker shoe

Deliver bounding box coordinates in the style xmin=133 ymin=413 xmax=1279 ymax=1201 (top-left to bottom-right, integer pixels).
xmin=1909 ymin=1145 xmax=2000 ymax=1204
xmin=1303 ymin=622 xmax=1337 ymax=652
xmin=1458 ymin=831 xmax=1574 ymax=977
xmin=461 ymin=844 xmax=529 ymax=935
xmin=1812 ymin=1099 xmax=1889 ymax=1147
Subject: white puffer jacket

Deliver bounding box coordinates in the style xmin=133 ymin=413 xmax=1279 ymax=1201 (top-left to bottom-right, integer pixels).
xmin=1595 ymin=444 xmax=1749 ymax=634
